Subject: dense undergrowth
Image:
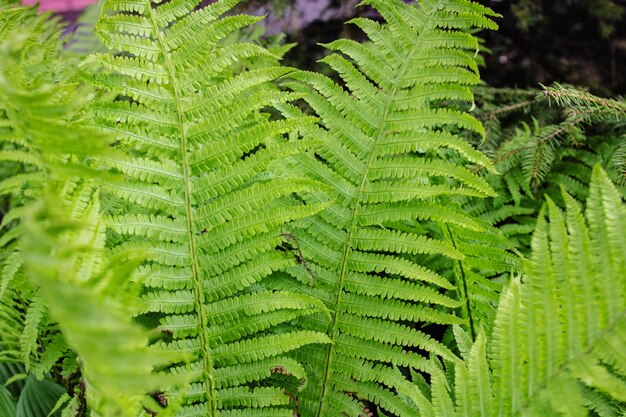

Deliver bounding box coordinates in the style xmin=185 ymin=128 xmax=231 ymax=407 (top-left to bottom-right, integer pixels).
xmin=0 ymin=1 xmax=624 ymax=416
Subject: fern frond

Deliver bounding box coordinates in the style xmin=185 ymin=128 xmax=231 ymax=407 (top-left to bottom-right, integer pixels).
xmin=440 ymin=216 xmax=521 ymax=336
xmin=0 ymin=5 xmax=62 ymax=278
xmin=0 ymin=4 xmax=99 ymax=385
xmin=88 ymin=0 xmax=331 ymax=415
xmin=465 ymin=105 xmax=624 ymax=257
xmin=264 ymin=1 xmax=498 ymax=415
xmin=1 ymin=8 xmax=182 ymax=414
xmin=0 ymin=289 xmax=24 ymax=363
xmin=580 ymin=385 xmax=626 ymax=417
xmin=19 ymin=294 xmax=47 ymax=371
xmin=424 ymin=165 xmax=626 ymax=417
xmin=24 ymin=188 xmax=183 ymax=415
xmin=542 ymin=83 xmax=626 ymax=123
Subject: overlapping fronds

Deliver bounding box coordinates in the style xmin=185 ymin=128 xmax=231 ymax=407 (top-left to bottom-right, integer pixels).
xmin=466 ymin=84 xmax=626 ymax=254
xmin=472 ymin=86 xmax=540 ymax=151
xmin=220 ymin=23 xmax=296 ymax=73
xmin=425 ymin=166 xmax=626 ymax=416
xmin=87 ymin=0 xmax=331 ymax=415
xmin=0 ymin=4 xmax=94 ymax=380
xmin=0 ymin=8 xmax=178 ymax=413
xmin=440 ymin=216 xmax=521 ymax=335
xmin=24 ymin=183 xmax=180 ymax=417
xmin=0 ymin=6 xmax=64 ymax=302
xmin=265 ymin=1 xmax=500 ymax=415
xmin=4 ymin=0 xmax=624 ymax=415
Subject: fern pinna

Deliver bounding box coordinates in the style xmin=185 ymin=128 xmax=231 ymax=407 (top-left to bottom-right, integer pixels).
xmin=266 ymin=1 xmax=499 ymax=416
xmin=87 ymin=0 xmax=331 ymax=415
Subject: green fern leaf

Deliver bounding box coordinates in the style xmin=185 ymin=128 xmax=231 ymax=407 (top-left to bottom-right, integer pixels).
xmin=0 ymin=4 xmax=107 ymax=384
xmin=266 ymin=1 xmax=498 ymax=415
xmin=0 ymin=7 xmax=184 ymax=413
xmin=87 ymin=0 xmax=332 ymax=415
xmin=424 ymin=165 xmax=626 ymax=416
xmin=18 ymin=295 xmax=46 ymax=373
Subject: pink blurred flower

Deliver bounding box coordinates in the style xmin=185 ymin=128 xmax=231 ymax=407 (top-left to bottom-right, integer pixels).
xmin=22 ymin=0 xmax=97 ymax=12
